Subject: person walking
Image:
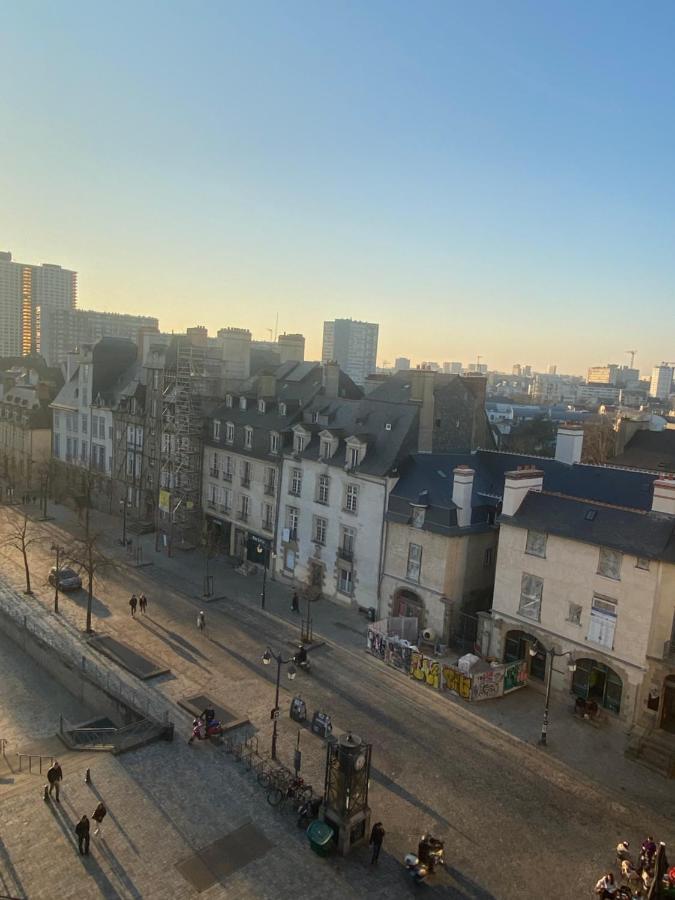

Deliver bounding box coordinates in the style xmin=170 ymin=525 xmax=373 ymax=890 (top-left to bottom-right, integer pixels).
xmin=197 ymin=610 xmax=205 ymax=633
xmin=92 ymin=801 xmax=107 ymax=836
xmin=129 ymin=594 xmax=138 ymax=617
xmin=291 ymin=591 xmax=299 ymax=614
xmin=369 ymin=821 xmax=385 ymax=864
xmin=46 ymin=760 xmax=63 ymax=802
xmin=139 ymin=593 xmax=147 ymax=614
xmin=75 ymin=815 xmax=91 ymax=855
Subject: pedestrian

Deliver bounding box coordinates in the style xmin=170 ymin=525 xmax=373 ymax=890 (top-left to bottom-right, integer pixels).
xmin=594 ymin=872 xmax=618 ymax=898
xmin=92 ymin=801 xmax=107 ymax=836
xmin=197 ymin=610 xmax=205 ymax=633
xmin=75 ymin=815 xmax=90 ymax=855
xmin=291 ymin=591 xmax=299 ymax=614
xmin=46 ymin=759 xmax=63 ymax=802
xmin=369 ymin=821 xmax=385 ymax=864
xmin=129 ymin=594 xmax=138 ymax=617
xmin=616 ymin=840 xmax=631 ymax=863
xmin=139 ymin=593 xmax=147 ymax=614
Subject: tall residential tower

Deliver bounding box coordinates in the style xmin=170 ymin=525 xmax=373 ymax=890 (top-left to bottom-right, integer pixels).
xmin=321 ymin=318 xmax=379 ymax=385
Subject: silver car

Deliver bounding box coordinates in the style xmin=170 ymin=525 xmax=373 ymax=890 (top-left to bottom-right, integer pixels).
xmin=48 ymin=566 xmax=82 ymax=591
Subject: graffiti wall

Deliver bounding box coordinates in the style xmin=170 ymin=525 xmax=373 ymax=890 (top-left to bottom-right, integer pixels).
xmin=442 ymin=665 xmax=471 ymax=699
xmin=470 ymin=667 xmax=504 ymax=701
xmin=410 ymin=652 xmax=441 ymax=689
xmin=367 ymin=626 xmax=415 ymax=673
xmin=502 ymin=659 xmax=528 ymax=694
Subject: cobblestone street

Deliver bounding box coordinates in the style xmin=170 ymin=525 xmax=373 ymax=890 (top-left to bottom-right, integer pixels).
xmin=0 ymin=500 xmax=674 ymax=898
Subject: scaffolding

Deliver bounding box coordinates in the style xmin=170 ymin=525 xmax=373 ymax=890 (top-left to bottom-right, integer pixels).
xmin=160 ymin=340 xmax=221 ymax=550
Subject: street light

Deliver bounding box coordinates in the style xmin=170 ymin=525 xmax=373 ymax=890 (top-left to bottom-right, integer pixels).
xmin=261 ymin=647 xmax=296 ymax=760
xmin=256 ymin=542 xmax=275 ymax=610
xmin=51 ymin=543 xmax=65 ymax=614
xmin=529 ymin=640 xmax=576 ymax=746
xmin=119 ymin=498 xmax=132 ymax=547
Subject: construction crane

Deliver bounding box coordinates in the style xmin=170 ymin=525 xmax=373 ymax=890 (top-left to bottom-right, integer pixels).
xmin=625 ymin=350 xmax=637 ymax=368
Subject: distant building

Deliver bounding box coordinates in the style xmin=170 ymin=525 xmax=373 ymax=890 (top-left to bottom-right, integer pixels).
xmin=512 ymin=364 xmax=522 ymax=376
xmin=587 ymin=364 xmax=619 ymax=385
xmin=395 ymin=357 xmax=410 ymax=371
xmin=0 ymin=251 xmax=77 ymax=357
xmin=321 ymin=319 xmax=379 ymax=385
xmin=530 ymin=374 xmax=564 ymax=404
xmin=467 ymin=363 xmax=488 ymax=374
xmin=548 ymin=364 xmax=557 ymax=375
xmin=650 ymin=364 xmax=674 ymax=400
xmin=40 ymin=307 xmax=159 ymax=366
xmin=445 ymin=362 xmax=463 ymax=375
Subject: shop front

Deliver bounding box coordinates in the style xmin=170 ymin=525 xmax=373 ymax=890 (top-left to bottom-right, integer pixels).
xmin=503 ymin=629 xmax=546 ymax=681
xmin=571 ymin=658 xmax=623 ymax=715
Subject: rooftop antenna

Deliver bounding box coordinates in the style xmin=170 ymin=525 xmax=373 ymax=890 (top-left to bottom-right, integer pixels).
xmin=274 ymin=312 xmax=279 ymax=342
xmin=625 ymin=349 xmax=637 ymax=368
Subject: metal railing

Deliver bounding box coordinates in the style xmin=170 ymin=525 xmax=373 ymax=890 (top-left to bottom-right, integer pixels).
xmin=337 ymin=547 xmax=354 ymax=562
xmin=17 ymin=752 xmax=55 ymax=773
xmin=264 ymin=482 xmax=275 ymax=496
xmin=60 ymin=715 xmax=159 ymax=751
xmin=222 ymin=471 xmax=233 ymax=482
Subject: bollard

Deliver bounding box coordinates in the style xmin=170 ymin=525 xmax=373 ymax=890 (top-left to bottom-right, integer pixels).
xmin=84 ymin=767 xmax=91 ymax=784
xmin=43 ymin=785 xmax=49 ymax=802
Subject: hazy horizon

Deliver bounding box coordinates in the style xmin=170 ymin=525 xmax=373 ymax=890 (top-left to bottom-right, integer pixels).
xmin=2 ymin=1 xmax=674 ymax=375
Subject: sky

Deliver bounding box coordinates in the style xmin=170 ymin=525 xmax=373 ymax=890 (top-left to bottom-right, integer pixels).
xmin=1 ymin=1 xmax=674 ymax=375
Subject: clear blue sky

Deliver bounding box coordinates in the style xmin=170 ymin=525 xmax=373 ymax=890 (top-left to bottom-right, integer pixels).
xmin=1 ymin=1 xmax=674 ymax=374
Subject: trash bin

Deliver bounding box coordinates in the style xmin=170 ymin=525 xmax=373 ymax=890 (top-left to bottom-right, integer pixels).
xmin=311 ymin=711 xmax=332 ymax=738
xmin=307 ymin=820 xmax=334 ymax=857
xmin=290 ymin=696 xmax=307 ymax=723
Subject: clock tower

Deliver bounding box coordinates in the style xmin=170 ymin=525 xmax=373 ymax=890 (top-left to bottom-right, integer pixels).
xmin=321 ymin=731 xmax=372 ymax=855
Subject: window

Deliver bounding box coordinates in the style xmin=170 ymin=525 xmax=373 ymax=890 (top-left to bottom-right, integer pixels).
xmin=221 ymin=488 xmax=231 ymax=511
xmin=239 ymin=396 xmax=247 ymax=410
xmin=81 ymin=414 xmax=87 ymax=434
xmin=286 ymin=506 xmax=299 ymax=539
xmin=525 ymin=530 xmax=547 ymax=558
xmin=294 ymin=433 xmax=305 ymax=453
xmin=587 ymin=594 xmax=617 ymax=649
xmin=312 ymin=411 xmax=319 ymax=424
xmin=262 ymin=502 xmax=273 ymax=531
xmin=153 ymin=370 xmax=160 ymax=390
xmin=244 ymin=426 xmax=253 ymax=449
xmin=345 ymin=483 xmax=359 ymax=513
xmin=636 ymin=557 xmax=650 ymax=571
xmin=313 ymin=516 xmax=327 ymax=545
xmin=411 ymin=507 xmax=425 ymax=528
xmin=338 ymin=567 xmax=353 ymax=595
xmin=240 ymin=494 xmax=250 ymax=519
xmin=53 ymin=433 xmax=60 ymax=458
xmin=290 ymin=468 xmax=302 ymax=496
xmin=349 ymin=446 xmax=360 ymax=468
xmin=270 ymin=432 xmax=279 ymax=453
xmin=207 ymin=482 xmax=218 ymax=507
xmin=225 ymin=394 xmax=233 ymax=408
xmin=54 ymin=412 xmax=61 ymax=430
xmin=321 ymin=440 xmax=332 ymax=459
xmin=264 ymin=467 xmax=276 ymax=494
xmin=213 ymin=420 xmax=221 ymax=440
xmin=241 ymin=460 xmax=251 ymax=486
xmin=210 ymin=453 xmax=219 ymax=477
xmin=483 ymin=547 xmax=494 ymax=568
xmin=341 ymin=526 xmax=356 ymax=557
xmin=226 ymin=422 xmax=234 ymax=444
xmin=317 ymin=474 xmax=330 ymax=504
xmin=598 ymin=547 xmax=622 ymax=581
xmin=223 ymin=456 xmax=233 ymax=480
xmin=279 ymin=402 xmax=286 ymax=416
xmin=568 ymin=603 xmax=582 ymax=625
xmin=406 ymin=543 xmax=422 ymax=582
xmin=518 ymin=573 xmax=543 ymax=621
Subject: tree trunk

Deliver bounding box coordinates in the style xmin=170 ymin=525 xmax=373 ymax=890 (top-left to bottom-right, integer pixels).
xmin=22 ymin=547 xmax=32 ymax=594
xmin=86 ymin=572 xmax=93 ymax=633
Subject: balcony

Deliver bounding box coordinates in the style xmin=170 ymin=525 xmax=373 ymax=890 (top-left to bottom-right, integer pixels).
xmin=264 ymin=482 xmax=275 ymax=496
xmin=207 ymin=499 xmax=217 ymax=510
xmin=222 ymin=471 xmax=233 ymax=482
xmin=337 ymin=547 xmax=354 ymax=562
xmin=262 ymin=519 xmax=274 ymax=533
xmin=218 ymin=503 xmax=231 ymax=515
xmin=289 ymin=488 xmax=301 ymax=498
xmin=237 ymin=509 xmax=249 ymax=522
xmin=209 ymin=468 xmax=220 ymax=478
xmin=241 ymin=476 xmax=251 ymax=488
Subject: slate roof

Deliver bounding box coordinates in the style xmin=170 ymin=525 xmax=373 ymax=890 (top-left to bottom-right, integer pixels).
xmin=294 ymin=396 xmax=419 ymax=478
xmin=611 ymin=430 xmax=675 ymax=474
xmin=505 ymin=491 xmax=675 ymax=561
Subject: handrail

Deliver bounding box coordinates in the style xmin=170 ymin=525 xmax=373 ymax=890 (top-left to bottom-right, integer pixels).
xmin=17 ymin=752 xmax=54 ymax=774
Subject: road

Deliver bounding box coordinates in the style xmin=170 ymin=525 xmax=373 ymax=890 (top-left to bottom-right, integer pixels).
xmin=0 ymin=503 xmax=673 ymax=899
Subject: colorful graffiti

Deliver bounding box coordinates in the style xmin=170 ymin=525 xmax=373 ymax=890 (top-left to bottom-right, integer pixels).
xmin=442 ymin=665 xmax=471 ymax=699
xmin=503 ymin=659 xmax=528 ymax=694
xmin=470 ymin=667 xmax=504 ymax=701
xmin=410 ymin=652 xmax=440 ymax=689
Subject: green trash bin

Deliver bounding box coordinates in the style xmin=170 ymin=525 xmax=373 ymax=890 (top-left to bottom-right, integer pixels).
xmin=306 ymin=820 xmax=334 ymax=857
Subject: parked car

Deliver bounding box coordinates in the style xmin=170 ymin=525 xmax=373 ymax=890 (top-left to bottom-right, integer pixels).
xmin=48 ymin=566 xmax=82 ymax=591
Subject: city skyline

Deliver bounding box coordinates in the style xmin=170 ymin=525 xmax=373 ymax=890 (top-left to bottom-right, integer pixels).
xmin=2 ymin=3 xmax=675 ymax=373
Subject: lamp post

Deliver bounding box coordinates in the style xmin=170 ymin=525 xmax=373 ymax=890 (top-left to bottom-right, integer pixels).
xmin=529 ymin=640 xmax=576 ymax=746
xmin=256 ymin=541 xmax=272 ymax=610
xmin=119 ymin=498 xmax=131 ymax=547
xmin=261 ymin=647 xmax=296 ymax=760
xmin=51 ymin=543 xmax=64 ymax=614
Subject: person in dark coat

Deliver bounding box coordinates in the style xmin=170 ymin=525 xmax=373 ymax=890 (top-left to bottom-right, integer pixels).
xmin=291 ymin=591 xmax=300 ymax=613
xmin=129 ymin=594 xmax=138 ymax=617
xmin=92 ymin=801 xmax=107 ymax=836
xmin=139 ymin=594 xmax=147 ymax=614
xmin=75 ymin=815 xmax=90 ymax=855
xmin=370 ymin=822 xmax=385 ymax=864
xmin=46 ymin=760 xmax=63 ymax=801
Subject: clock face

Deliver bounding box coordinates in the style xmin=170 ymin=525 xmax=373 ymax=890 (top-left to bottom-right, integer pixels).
xmin=354 ymin=752 xmax=366 ymax=771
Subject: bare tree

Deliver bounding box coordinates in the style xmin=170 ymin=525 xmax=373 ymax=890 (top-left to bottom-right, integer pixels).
xmin=0 ymin=509 xmax=43 ymax=594
xmin=66 ymin=527 xmax=113 ymax=634
xmin=581 ymin=422 xmax=617 ymax=465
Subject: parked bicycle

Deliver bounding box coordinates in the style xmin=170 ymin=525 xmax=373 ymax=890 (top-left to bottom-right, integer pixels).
xmin=267 ymin=775 xmax=313 ymax=809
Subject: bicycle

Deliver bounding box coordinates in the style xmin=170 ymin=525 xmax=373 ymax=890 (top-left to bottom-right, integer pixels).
xmin=267 ymin=775 xmax=313 ymax=809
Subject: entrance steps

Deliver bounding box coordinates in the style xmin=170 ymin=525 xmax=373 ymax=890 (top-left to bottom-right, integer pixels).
xmin=626 ymin=729 xmax=675 ymax=778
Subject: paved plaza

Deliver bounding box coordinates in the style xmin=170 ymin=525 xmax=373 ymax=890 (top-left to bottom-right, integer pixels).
xmin=0 ymin=500 xmax=674 ymax=898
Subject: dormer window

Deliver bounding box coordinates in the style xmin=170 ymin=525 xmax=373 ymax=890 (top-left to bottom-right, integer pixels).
xmin=239 ymin=396 xmax=247 ymax=410
xmin=279 ymin=402 xmax=287 ymax=416
xmin=312 ymin=411 xmax=319 ymax=424
xmin=244 ymin=426 xmax=253 ymax=449
xmin=321 ymin=440 xmax=332 ymax=459
xmin=213 ymin=420 xmax=221 ymax=440
xmin=258 ymin=399 xmax=266 ymax=414
xmin=225 ymin=422 xmax=234 ymax=444
xmin=345 ymin=437 xmax=365 ymax=469
xmin=225 ymin=394 xmax=233 ymax=408
xmin=270 ymin=431 xmax=279 ymax=453
xmin=411 ymin=506 xmax=425 ymax=528
xmin=295 ymin=434 xmax=305 ymax=453
xmin=349 ymin=447 xmax=359 ymax=468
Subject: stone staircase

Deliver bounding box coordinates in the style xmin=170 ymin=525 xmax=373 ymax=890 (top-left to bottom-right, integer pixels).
xmin=58 ymin=716 xmax=173 ymax=755
xmin=626 ymin=728 xmax=675 ymax=777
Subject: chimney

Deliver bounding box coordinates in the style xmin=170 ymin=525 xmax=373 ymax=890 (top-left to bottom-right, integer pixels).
xmin=410 ymin=368 xmax=435 ymax=453
xmin=277 ymin=333 xmax=305 ymax=364
xmin=502 ymin=467 xmax=544 ymax=517
xmin=555 ymin=425 xmax=583 ymax=465
xmin=652 ymin=476 xmax=675 ymax=516
xmin=323 ymin=361 xmax=340 ymax=398
xmin=452 ymin=466 xmax=474 ymax=527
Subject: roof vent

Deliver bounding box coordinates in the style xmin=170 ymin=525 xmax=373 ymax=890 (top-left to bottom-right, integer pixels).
xmin=385 ymin=423 xmax=392 ymax=431
xmin=585 ymin=509 xmax=597 ymax=521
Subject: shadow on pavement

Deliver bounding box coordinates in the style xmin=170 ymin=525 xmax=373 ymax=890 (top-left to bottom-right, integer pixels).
xmin=136 ymin=617 xmax=211 ymax=672
xmin=0 ymin=836 xmax=27 ymax=900
xmin=89 ymin=782 xmax=140 ymax=855
xmin=61 ymin=587 xmax=111 ymax=619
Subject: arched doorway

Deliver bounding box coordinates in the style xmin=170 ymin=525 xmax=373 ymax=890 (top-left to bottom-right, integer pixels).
xmin=503 ymin=629 xmax=545 ymax=681
xmin=661 ymin=675 xmax=675 ymax=734
xmin=572 ymin=659 xmax=622 ymax=714
xmin=394 ymin=588 xmax=423 ymax=620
